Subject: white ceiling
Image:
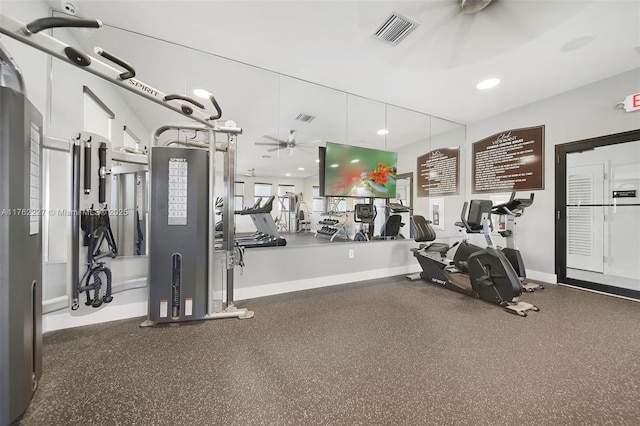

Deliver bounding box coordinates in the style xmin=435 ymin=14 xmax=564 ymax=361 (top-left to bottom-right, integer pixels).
xmin=51 ymin=0 xmax=640 ymax=122
xmin=40 ymin=0 xmax=640 ymax=178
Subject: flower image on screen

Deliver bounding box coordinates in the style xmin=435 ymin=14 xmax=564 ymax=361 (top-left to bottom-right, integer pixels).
xmin=324 ymin=142 xmax=398 ymax=198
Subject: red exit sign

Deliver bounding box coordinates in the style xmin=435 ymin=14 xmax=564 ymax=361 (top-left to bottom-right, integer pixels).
xmin=623 ymin=93 xmax=640 ymax=112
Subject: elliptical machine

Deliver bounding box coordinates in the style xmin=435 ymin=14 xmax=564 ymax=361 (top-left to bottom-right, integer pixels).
xmin=491 ymin=191 xmax=543 ymax=292
xmin=407 ymin=200 xmax=539 ymax=317
xmin=353 ymin=203 xmax=376 ymax=241
xmin=450 ymin=195 xmax=542 ymax=292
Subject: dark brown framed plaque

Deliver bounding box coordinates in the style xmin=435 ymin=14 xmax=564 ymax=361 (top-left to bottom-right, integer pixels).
xmin=417 ymin=147 xmax=460 ymax=197
xmin=472 ymin=125 xmax=544 ymax=193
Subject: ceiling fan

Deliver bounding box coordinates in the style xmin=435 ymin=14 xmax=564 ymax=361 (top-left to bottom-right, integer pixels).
xmin=460 ymin=0 xmax=493 ymax=14
xmin=242 ymin=168 xmax=257 ymax=178
xmin=255 ymin=129 xmax=321 ymax=155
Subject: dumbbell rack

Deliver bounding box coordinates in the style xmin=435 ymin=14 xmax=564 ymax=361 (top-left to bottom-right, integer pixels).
xmin=315 ymin=213 xmax=349 ymax=241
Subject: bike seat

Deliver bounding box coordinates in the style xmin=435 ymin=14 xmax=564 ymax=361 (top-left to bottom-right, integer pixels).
xmin=424 ymin=243 xmax=450 ymax=256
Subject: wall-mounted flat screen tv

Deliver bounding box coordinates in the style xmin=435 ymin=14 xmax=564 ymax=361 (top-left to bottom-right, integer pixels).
xmin=323 ymin=142 xmax=397 ymax=198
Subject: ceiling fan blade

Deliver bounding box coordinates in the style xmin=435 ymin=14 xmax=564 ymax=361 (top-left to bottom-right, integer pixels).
xmin=255 ymin=142 xmax=288 ymax=149
xmin=267 ymin=146 xmax=284 ymax=152
xmin=263 ymin=135 xmax=288 ymax=144
xmin=444 ymin=12 xmax=476 ymax=68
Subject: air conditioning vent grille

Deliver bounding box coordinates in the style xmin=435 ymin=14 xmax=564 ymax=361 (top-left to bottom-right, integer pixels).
xmin=295 ymin=113 xmax=316 ymax=123
xmin=373 ymin=13 xmax=418 ymax=46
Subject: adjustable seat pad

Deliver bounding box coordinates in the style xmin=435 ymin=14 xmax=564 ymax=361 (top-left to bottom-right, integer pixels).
xmin=411 ymin=215 xmax=450 ymax=255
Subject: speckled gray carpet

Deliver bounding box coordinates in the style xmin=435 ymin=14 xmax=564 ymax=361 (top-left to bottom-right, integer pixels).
xmin=17 ymin=277 xmax=640 ymax=425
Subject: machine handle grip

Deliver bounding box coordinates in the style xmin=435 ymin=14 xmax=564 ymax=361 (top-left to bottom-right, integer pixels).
xmin=94 ymin=47 xmax=136 ymax=80
xmin=24 ymin=17 xmax=102 ymax=35
xmin=163 ymin=94 xmax=206 ymax=116
xmin=162 ymin=93 xmax=222 ymax=120
xmin=98 ymin=144 xmax=107 ymax=204
xmin=163 ymin=94 xmax=204 ymax=109
xmin=207 ymin=94 xmax=222 ymax=120
xmin=460 ymin=202 xmax=469 ymax=227
xmin=83 ymin=144 xmax=91 ymax=194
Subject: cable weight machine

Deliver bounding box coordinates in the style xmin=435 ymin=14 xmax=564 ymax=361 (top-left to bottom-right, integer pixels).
xmin=0 ymin=13 xmax=253 ymax=424
xmin=69 ymin=131 xmax=118 ymax=313
xmin=142 ymin=123 xmax=253 ymax=325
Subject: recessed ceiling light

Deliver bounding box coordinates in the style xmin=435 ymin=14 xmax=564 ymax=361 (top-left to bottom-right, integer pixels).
xmin=193 ymin=88 xmax=211 ymax=99
xmin=298 ymin=167 xmax=305 ymax=171
xmin=330 ymin=164 xmax=339 ymax=168
xmin=477 ymin=78 xmax=500 ymax=90
xmin=315 ymin=159 xmax=320 ymax=163
xmin=377 ymin=129 xmax=389 ymax=135
xmin=350 ymin=159 xmax=360 ymax=163
xmin=285 ymin=173 xmax=291 ymax=177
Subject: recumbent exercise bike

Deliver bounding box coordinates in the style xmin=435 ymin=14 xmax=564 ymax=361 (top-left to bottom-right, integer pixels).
xmin=407 ymin=199 xmax=539 ymax=317
xmin=451 ymin=192 xmax=543 ymax=292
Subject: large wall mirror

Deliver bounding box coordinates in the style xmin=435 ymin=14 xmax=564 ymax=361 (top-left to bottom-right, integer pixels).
xmin=44 ymin=17 xmax=466 ymax=279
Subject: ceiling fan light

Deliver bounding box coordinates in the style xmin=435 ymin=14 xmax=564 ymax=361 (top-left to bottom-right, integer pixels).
xmin=460 ymin=0 xmax=493 ymax=14
xmin=477 ymin=78 xmax=500 ymax=90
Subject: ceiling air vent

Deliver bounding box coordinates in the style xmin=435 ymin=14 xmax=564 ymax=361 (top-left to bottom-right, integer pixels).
xmin=295 ymin=113 xmax=315 ymax=123
xmin=373 ymin=13 xmax=418 ymax=46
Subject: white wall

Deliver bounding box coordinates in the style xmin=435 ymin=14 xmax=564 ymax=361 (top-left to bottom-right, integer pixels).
xmin=235 ymin=239 xmax=418 ymax=300
xmin=396 ymin=126 xmax=468 ymax=246
xmin=393 ymin=69 xmax=639 ymax=282
xmin=465 ymin=68 xmax=640 ymax=280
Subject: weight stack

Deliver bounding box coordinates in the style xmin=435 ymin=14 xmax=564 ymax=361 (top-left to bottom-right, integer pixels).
xmin=147 ymin=146 xmax=208 ymax=324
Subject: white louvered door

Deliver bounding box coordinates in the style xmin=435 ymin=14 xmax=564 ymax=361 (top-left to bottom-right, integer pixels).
xmin=566 ymin=163 xmax=604 ymax=272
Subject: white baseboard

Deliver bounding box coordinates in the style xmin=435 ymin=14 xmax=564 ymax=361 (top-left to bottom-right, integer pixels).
xmin=43 ymin=287 xmax=148 ymax=333
xmin=527 ymin=270 xmax=557 ymax=284
xmin=559 ymin=283 xmax=640 ymax=303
